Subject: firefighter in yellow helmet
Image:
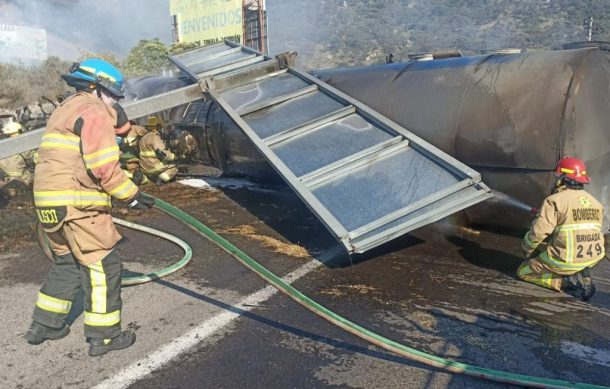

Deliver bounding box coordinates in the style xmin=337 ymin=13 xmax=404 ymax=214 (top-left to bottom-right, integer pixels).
xmin=118 ymin=124 xmax=148 ymax=185
xmin=517 ymin=156 xmax=605 ymax=301
xmin=0 ymin=120 xmax=36 ymax=194
xmin=24 ymin=58 xmax=154 ymax=356
xmin=138 ymin=116 xmax=178 ymax=185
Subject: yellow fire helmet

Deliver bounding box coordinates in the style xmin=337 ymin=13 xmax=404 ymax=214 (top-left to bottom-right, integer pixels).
xmin=145 ymin=116 xmax=164 ymax=131
xmin=2 ymin=120 xmax=23 ymax=136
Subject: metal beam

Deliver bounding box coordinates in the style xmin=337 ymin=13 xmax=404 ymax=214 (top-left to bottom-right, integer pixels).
xmin=0 ymin=128 xmax=44 ymax=159
xmin=304 ymin=141 xmax=411 ymax=189
xmin=237 ymin=84 xmax=318 ymax=116
xmin=215 ymin=69 xmax=286 ymax=93
xmin=264 ymin=106 xmax=356 ymax=146
xmin=211 ymin=60 xmax=280 ymax=92
xmin=298 ymin=135 xmax=402 ymax=184
xmin=122 ymin=83 xmax=204 ymax=120
xmin=181 ymin=47 xmax=242 ymax=66
xmin=289 ymin=68 xmax=482 ymax=182
xmin=197 ymin=55 xmax=265 ymax=79
xmin=208 ymin=89 xmax=351 ymax=246
xmin=351 ymin=186 xmax=492 ymax=253
xmin=0 ymin=83 xmax=206 ymax=158
xmin=225 ymin=39 xmax=267 ymax=58
xmin=347 ymin=179 xmax=473 ymax=240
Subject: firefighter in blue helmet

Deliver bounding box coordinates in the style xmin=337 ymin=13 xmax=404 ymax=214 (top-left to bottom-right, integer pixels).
xmin=24 ymin=58 xmax=153 ymax=356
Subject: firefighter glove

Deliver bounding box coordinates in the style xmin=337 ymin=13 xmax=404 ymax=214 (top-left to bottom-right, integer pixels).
xmin=127 ymin=192 xmax=155 ymax=210
xmin=154 ymin=148 xmax=167 ymax=161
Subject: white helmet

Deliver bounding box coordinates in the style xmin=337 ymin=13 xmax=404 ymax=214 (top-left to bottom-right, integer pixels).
xmin=2 ymin=120 xmax=23 ymax=136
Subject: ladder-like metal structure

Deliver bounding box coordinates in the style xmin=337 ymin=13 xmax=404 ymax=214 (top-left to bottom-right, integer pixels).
xmin=168 ymin=41 xmax=491 ymax=253
xmin=0 ymin=40 xmax=491 ymax=253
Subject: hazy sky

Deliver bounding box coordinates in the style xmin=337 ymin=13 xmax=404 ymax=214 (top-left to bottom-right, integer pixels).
xmin=0 ymin=0 xmax=323 ymax=61
xmin=0 ymin=0 xmax=173 ymax=59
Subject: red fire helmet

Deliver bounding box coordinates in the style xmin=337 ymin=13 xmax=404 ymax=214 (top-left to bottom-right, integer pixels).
xmin=555 ymin=156 xmax=590 ymax=184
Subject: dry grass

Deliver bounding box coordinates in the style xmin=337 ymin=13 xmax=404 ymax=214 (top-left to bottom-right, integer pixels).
xmin=320 ymin=284 xmax=380 ymax=297
xmin=458 ymin=225 xmax=481 ymax=236
xmin=218 ymin=224 xmax=309 ymax=259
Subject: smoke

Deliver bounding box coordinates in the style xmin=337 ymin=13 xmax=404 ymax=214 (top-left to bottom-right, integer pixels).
xmin=265 ymin=0 xmax=605 ymax=69
xmin=0 ymin=0 xmax=172 ymax=60
xmin=265 ymin=0 xmax=333 ymax=68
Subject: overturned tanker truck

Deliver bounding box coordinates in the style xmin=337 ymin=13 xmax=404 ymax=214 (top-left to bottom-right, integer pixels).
xmin=124 ymin=45 xmax=610 ymax=232
xmin=313 ymin=47 xmax=610 ymax=231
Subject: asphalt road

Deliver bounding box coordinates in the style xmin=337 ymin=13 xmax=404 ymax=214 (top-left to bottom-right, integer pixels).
xmin=1 ymin=181 xmax=609 ymax=388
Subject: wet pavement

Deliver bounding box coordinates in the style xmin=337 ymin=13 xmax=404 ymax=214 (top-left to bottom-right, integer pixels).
xmin=1 ymin=181 xmax=609 ymax=388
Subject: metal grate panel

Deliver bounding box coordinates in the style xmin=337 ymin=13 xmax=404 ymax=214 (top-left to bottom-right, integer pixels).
xmin=168 ymin=40 xmax=491 ymax=253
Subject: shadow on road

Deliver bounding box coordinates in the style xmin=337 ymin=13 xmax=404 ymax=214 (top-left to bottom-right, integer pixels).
xmin=447 ymin=236 xmax=522 ymax=278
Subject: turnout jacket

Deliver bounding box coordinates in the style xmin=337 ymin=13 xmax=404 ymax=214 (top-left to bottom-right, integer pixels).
xmin=522 ymin=186 xmax=605 ymax=274
xmin=34 ymin=92 xmax=139 ymax=264
xmin=122 ymin=124 xmax=148 ymax=155
xmin=0 ymin=150 xmax=35 ymax=184
xmin=139 ymin=130 xmax=176 ymax=174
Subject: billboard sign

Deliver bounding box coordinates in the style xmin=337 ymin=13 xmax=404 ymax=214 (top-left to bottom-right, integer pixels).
xmin=170 ymin=0 xmax=243 ymax=45
xmin=0 ymin=24 xmax=47 ymax=64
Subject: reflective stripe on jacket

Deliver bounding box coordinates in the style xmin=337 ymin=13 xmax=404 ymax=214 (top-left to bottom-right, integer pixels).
xmin=522 ymin=186 xmax=605 ymax=274
xmin=121 ymin=124 xmax=148 ymax=157
xmin=139 ymin=130 xmax=176 ymax=174
xmin=0 ymin=152 xmax=33 ymax=179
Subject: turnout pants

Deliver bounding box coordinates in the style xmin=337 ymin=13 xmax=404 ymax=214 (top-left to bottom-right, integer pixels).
xmin=32 ymin=250 xmax=122 ymax=339
xmin=143 ymin=164 xmax=178 ymax=183
xmin=517 ymin=258 xmax=564 ymax=291
xmin=516 ymin=255 xmax=604 ymax=292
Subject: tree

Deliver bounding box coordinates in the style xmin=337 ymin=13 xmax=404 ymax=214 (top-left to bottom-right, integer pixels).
xmin=78 ymin=50 xmax=123 ymax=70
xmin=123 ymin=38 xmax=169 ymax=77
xmin=169 ymin=41 xmax=201 ymax=55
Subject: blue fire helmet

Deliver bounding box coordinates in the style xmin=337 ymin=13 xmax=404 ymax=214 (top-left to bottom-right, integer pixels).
xmin=61 ymin=58 xmax=124 ymax=98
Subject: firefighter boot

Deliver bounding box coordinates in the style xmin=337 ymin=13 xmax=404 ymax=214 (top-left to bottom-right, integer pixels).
xmin=579 ymin=268 xmax=596 ymax=301
xmin=561 ymin=274 xmax=579 ymax=291
xmin=24 ymin=321 xmax=70 ymax=345
xmin=89 ymin=330 xmax=136 ymax=357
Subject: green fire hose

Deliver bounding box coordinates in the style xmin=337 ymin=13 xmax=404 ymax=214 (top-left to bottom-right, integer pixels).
xmin=37 ymin=216 xmax=193 ymax=286
xmin=38 ymin=193 xmax=607 ymax=388
xmin=144 ymin=193 xmax=608 ymax=389
xmin=113 ymin=217 xmax=192 ymax=286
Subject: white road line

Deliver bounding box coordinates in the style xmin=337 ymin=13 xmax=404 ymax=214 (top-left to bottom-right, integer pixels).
xmin=95 ymin=260 xmax=321 ymax=389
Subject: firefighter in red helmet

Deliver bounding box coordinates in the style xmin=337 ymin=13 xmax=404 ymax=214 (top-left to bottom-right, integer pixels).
xmin=517 ymin=156 xmax=605 ymax=300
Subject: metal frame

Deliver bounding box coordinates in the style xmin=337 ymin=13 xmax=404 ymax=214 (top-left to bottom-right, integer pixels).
xmin=122 ymin=84 xmax=204 ymax=120
xmin=180 ymin=46 xmax=242 ymax=66
xmin=196 ymin=55 xmax=265 ymax=78
xmin=167 ymin=41 xmax=490 ymax=253
xmin=351 ymin=188 xmax=492 ymax=252
xmin=347 ymin=179 xmax=473 ymax=240
xmin=209 ymin=89 xmax=352 ymax=246
xmin=237 ymin=84 xmax=318 ymax=116
xmin=264 ymin=106 xmax=356 ymax=146
xmin=0 ymin=41 xmax=491 ymax=254
xmin=298 ymin=135 xmax=401 ymax=184
xmin=304 ymin=140 xmax=411 ymax=190
xmin=290 ymin=69 xmax=482 ymax=182
xmin=0 ymin=83 xmax=206 ymax=159
xmin=0 ymin=128 xmax=45 ymax=159
xmin=216 ymin=69 xmax=287 ymax=93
